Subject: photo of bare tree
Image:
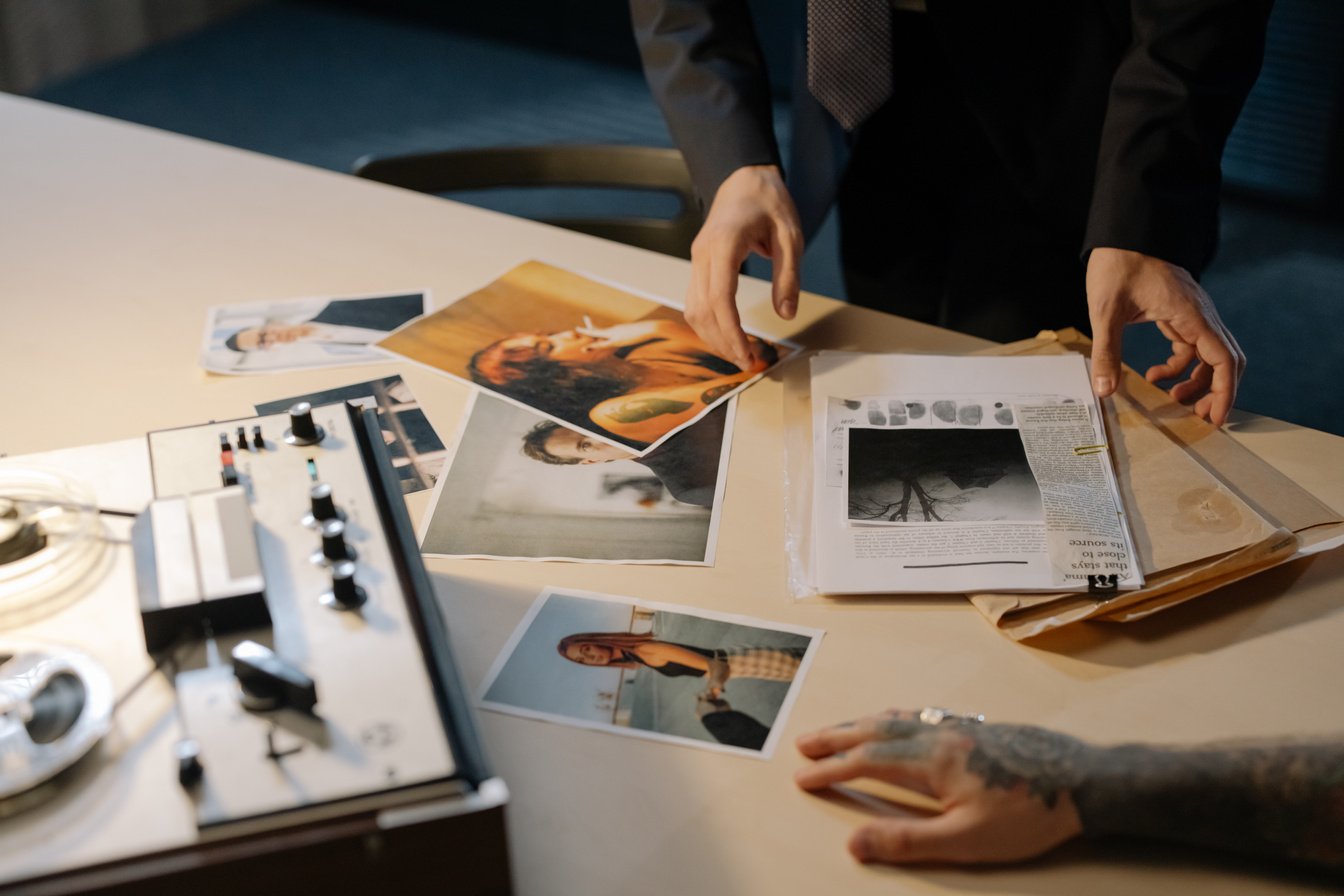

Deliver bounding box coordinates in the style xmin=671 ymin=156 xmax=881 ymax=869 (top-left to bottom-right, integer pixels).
xmin=845 ymin=427 xmax=1045 ymax=524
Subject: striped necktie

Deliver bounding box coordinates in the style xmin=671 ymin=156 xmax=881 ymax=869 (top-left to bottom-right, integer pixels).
xmin=806 ymin=0 xmax=894 ymax=131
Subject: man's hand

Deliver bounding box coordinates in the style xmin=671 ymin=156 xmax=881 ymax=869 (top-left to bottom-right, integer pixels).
xmin=685 ymin=165 xmax=803 ymax=370
xmin=794 ymin=710 xmax=1084 ymax=865
xmin=1086 ymin=247 xmax=1245 ymax=426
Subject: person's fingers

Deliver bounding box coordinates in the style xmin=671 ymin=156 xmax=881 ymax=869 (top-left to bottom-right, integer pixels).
xmin=1086 ymin=291 xmax=1127 ymax=399
xmin=1156 ymin=316 xmax=1240 ymax=425
xmin=848 ymin=808 xmax=985 ymax=865
xmin=713 ymin=304 xmax=752 ymax=373
xmin=1192 ymin=326 xmax=1243 ymax=427
xmin=796 ymin=726 xmax=874 ymax=760
xmin=1144 ymin=337 xmax=1196 ymax=383
xmin=1168 ymin=360 xmax=1213 ymax=403
xmin=686 ymin=235 xmax=752 ymax=369
xmin=771 ymin=218 xmax=802 ymax=320
xmin=794 ymin=736 xmax=936 ymax=793
xmin=686 ymin=243 xmax=714 ymax=343
xmin=704 ymin=242 xmax=753 ymax=369
xmin=796 ymin=715 xmax=923 ymax=760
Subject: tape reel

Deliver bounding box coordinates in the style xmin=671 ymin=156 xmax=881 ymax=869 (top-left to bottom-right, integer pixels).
xmin=0 ymin=642 xmax=113 ymax=813
xmin=0 ymin=470 xmax=106 ymax=622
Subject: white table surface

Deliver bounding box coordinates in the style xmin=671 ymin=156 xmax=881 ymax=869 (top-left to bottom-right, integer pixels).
xmin=2 ymin=93 xmax=1342 ymax=895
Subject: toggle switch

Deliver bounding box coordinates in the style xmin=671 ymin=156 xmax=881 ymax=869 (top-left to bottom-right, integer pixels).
xmin=231 ymin=640 xmax=318 ymax=714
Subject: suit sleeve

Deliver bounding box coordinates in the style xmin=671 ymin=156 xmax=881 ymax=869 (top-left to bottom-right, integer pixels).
xmin=1083 ymin=0 xmax=1273 ymax=278
xmin=629 ymin=0 xmax=783 ymax=210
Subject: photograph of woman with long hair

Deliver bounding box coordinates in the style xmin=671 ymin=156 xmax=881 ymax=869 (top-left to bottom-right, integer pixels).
xmin=375 ymin=261 xmax=793 ymax=453
xmin=478 ymin=589 xmax=820 ymax=758
xmin=469 ymin=318 xmax=777 ymax=448
xmin=556 ymin=631 xmax=805 ymax=699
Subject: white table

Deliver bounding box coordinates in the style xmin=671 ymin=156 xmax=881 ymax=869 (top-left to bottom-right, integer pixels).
xmin=3 ymin=93 xmax=1342 ymax=895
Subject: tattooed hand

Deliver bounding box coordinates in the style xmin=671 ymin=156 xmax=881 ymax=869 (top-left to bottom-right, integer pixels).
xmin=797 ymin=709 xmax=1344 ymax=870
xmin=795 ymin=710 xmax=1085 ymax=864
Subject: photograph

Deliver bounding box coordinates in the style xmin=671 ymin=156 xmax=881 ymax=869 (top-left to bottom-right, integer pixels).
xmin=376 ymin=260 xmax=793 ymax=454
xmin=845 ymin=427 xmax=1046 ymax=524
xmin=419 ymin=392 xmax=730 ymax=563
xmin=255 ymin=375 xmax=446 ymax=494
xmin=201 ymin=291 xmax=427 ymax=373
xmin=479 ymin=588 xmax=821 ymax=758
xmin=825 ymin=392 xmax=1076 ymax=487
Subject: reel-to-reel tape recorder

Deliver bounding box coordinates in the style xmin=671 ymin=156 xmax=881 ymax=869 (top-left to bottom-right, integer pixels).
xmin=0 ymin=403 xmax=510 ymax=895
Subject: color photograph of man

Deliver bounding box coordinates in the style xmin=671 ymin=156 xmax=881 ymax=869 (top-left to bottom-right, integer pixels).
xmin=377 ymin=260 xmax=791 ymax=453
xmin=201 ymin=291 xmax=426 ymax=373
xmin=420 ymin=392 xmax=731 ymax=564
xmin=520 ymin=399 xmax=728 ymax=509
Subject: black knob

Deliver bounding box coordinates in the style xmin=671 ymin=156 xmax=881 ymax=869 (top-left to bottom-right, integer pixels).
xmin=309 ymin=482 xmax=341 ymax=523
xmin=319 ymin=518 xmax=355 ymax=562
xmin=322 ymin=559 xmax=367 ymax=611
xmin=284 ymin=401 xmax=325 ymax=446
xmin=176 ymin=738 xmax=204 ymax=787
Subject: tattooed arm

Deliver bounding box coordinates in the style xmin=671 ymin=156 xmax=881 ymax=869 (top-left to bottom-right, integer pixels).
xmin=794 ymin=710 xmax=1344 ymax=869
xmin=588 ymin=374 xmax=753 ymax=444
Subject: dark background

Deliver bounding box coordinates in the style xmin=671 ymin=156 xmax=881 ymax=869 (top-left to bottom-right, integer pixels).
xmin=19 ymin=0 xmax=1344 ymax=434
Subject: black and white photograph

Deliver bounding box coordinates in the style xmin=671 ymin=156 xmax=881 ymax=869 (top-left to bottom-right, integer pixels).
xmin=845 ymin=427 xmax=1045 ymax=524
xmin=419 ymin=392 xmax=730 ymax=563
xmin=255 ymin=376 xmax=446 ymax=494
xmin=478 ymin=588 xmax=821 ymax=758
xmin=201 ymin=291 xmax=427 ymax=373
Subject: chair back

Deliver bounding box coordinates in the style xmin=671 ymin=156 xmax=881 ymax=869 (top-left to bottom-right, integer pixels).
xmin=352 ymin=144 xmax=701 ymax=259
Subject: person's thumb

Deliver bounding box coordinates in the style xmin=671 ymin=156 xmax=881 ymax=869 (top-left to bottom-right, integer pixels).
xmin=1087 ymin=299 xmax=1126 ymax=399
xmin=848 ymin=812 xmax=979 ymax=865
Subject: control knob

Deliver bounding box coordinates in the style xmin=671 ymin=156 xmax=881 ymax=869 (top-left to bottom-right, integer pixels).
xmin=283 ymin=401 xmax=325 ymax=446
xmin=304 ymin=482 xmax=345 ymax=527
xmin=320 ymin=559 xmax=367 ymax=611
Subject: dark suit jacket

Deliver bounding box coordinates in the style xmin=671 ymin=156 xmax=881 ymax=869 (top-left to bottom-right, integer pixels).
xmin=636 ymin=401 xmax=727 ymax=507
xmin=309 ymin=293 xmax=424 ymax=331
xmin=629 ymin=0 xmax=1272 ymax=278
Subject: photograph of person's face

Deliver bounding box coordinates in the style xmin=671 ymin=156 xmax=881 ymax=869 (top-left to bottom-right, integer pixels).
xmin=565 ymin=642 xmax=614 ymax=665
xmin=478 ymin=588 xmax=821 ymax=759
xmin=419 ymin=392 xmax=728 ymax=564
xmin=542 ymin=428 xmax=633 ymax=464
xmin=377 ymin=260 xmax=792 ymax=455
xmin=202 ymin=291 xmax=427 ymax=374
xmin=482 ymin=327 xmax=657 ymax=368
xmin=232 ymin=322 xmax=318 ymax=351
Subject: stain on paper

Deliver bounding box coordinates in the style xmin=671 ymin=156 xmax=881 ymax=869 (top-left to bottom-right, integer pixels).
xmin=1172 ymin=487 xmax=1242 ymax=534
